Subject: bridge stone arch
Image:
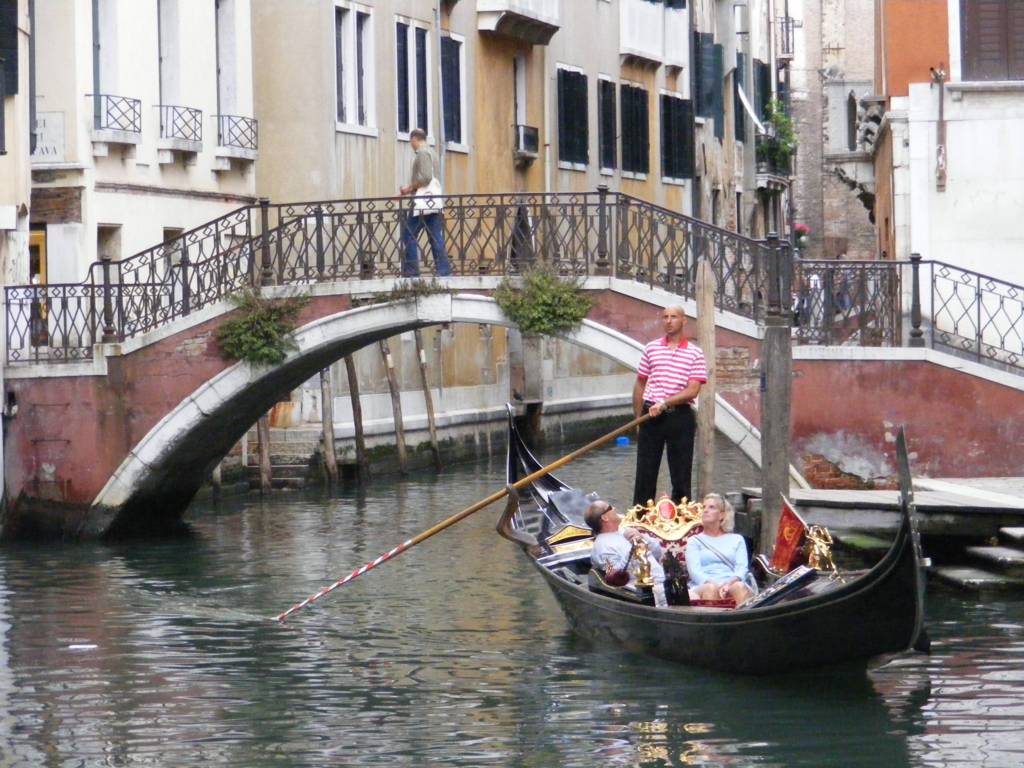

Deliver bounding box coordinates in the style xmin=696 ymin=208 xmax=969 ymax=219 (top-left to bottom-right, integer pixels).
xmin=91 ymin=292 xmax=774 ymax=536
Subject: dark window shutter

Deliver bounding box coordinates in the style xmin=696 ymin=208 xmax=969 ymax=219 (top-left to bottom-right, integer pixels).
xmin=962 ymin=0 xmax=1024 ymax=80
xmin=575 ymin=72 xmax=589 ymax=164
xmin=639 ymin=87 xmax=649 ymax=173
xmin=660 ymin=95 xmax=671 ymax=177
xmin=712 ymin=43 xmax=724 ymax=140
xmin=734 ymin=52 xmax=747 ymax=140
xmin=0 ymin=1 xmax=17 ymax=95
xmin=754 ymin=59 xmax=771 ymax=119
xmin=697 ymin=33 xmax=716 ymax=119
xmin=396 ymin=22 xmax=409 ymax=134
xmin=599 ymin=79 xmax=616 ymax=169
xmin=441 ymin=37 xmax=461 ymax=143
xmin=679 ymin=98 xmax=695 ymax=179
xmin=415 ymin=28 xmax=429 ymax=131
xmin=557 ymin=69 xmax=570 ymax=161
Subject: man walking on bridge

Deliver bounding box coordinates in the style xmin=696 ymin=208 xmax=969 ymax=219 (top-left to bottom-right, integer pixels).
xmin=399 ymin=128 xmax=452 ymax=278
xmin=633 ymin=305 xmax=707 ymax=507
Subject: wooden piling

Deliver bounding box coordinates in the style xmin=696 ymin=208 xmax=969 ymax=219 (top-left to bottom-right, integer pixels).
xmin=211 ymin=461 xmax=222 ymax=502
xmin=379 ymin=338 xmax=408 ymax=474
xmin=344 ymin=354 xmax=370 ymax=480
xmin=759 ymin=235 xmax=793 ymax=554
xmin=319 ymin=367 xmax=339 ymax=483
xmin=696 ymin=259 xmax=717 ymax=498
xmin=257 ymin=413 xmax=273 ymax=495
xmin=414 ymin=329 xmax=442 ymax=470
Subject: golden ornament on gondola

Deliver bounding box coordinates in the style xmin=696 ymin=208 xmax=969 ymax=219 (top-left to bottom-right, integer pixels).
xmin=804 ymin=524 xmax=844 ymax=582
xmin=629 ymin=536 xmax=655 ymax=588
xmin=622 ymin=495 xmax=703 ymax=542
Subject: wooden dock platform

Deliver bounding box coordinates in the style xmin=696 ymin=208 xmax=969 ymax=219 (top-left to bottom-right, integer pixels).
xmin=742 ymin=478 xmax=1024 ymax=591
xmin=743 ymin=480 xmax=1024 ymax=538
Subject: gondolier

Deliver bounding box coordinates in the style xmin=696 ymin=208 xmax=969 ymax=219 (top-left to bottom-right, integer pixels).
xmin=632 ymin=305 xmax=708 ymax=507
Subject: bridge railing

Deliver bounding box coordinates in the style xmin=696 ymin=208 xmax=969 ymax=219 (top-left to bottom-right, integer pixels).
xmin=4 ymin=189 xmax=1021 ymax=373
xmin=924 ymin=260 xmax=1024 ymax=372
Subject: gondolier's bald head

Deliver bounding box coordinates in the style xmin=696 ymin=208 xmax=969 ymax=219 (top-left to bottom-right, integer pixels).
xmin=585 ymin=501 xmax=619 ymax=535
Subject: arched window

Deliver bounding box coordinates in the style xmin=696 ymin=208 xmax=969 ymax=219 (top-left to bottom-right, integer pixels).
xmin=847 ymin=91 xmax=858 ymax=151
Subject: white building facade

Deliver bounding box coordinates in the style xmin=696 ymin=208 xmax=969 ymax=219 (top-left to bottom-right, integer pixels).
xmin=28 ymin=0 xmax=257 ymax=285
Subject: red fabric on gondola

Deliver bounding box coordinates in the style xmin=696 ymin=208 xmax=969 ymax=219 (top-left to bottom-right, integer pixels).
xmin=771 ymin=496 xmax=809 ymax=572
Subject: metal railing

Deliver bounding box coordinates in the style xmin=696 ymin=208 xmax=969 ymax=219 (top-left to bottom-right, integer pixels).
xmin=923 ymin=259 xmax=1024 ymax=372
xmin=159 ymin=104 xmax=203 ymax=143
xmin=93 ymin=93 xmax=142 ymax=133
xmin=777 ymin=16 xmax=796 ymax=60
xmin=5 ymin=189 xmax=1022 ymax=373
xmin=217 ymin=114 xmax=258 ymax=151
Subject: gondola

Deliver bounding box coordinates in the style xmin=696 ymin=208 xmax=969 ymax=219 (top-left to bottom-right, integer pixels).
xmin=497 ymin=407 xmax=929 ymax=674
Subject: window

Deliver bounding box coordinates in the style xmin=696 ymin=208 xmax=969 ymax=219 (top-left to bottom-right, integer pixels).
xmin=620 ymin=83 xmax=649 ymax=175
xmin=846 ymin=91 xmax=858 ymax=151
xmin=395 ymin=20 xmax=432 ymax=137
xmin=396 ymin=21 xmax=409 ymax=133
xmin=557 ymin=66 xmax=588 ymax=167
xmin=660 ymin=92 xmax=694 ymax=181
xmin=598 ymin=77 xmax=617 ymax=171
xmin=335 ymin=8 xmax=346 ymax=122
xmin=335 ymin=3 xmax=375 ymax=132
xmin=441 ymin=34 xmax=466 ymax=146
xmin=961 ymin=0 xmax=1024 ymax=81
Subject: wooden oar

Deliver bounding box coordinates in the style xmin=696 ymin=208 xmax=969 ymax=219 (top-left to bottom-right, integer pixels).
xmin=275 ymin=412 xmax=651 ymax=622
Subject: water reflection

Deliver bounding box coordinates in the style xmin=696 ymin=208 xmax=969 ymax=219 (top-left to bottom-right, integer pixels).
xmin=0 ymin=442 xmax=1022 ymax=766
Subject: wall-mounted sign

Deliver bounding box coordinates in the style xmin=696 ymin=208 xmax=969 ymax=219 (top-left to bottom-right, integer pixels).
xmin=32 ymin=112 xmax=66 ymax=164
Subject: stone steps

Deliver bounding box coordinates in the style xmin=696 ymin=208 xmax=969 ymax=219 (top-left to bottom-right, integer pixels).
xmin=999 ymin=527 xmax=1024 ymax=546
xmin=930 ymin=565 xmax=1024 ymax=591
xmin=965 ymin=544 xmax=1024 ymax=579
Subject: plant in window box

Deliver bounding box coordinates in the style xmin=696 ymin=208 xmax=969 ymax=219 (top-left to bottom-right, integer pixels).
xmin=756 ymin=98 xmax=797 ymax=174
xmin=794 ymin=223 xmax=810 ymax=249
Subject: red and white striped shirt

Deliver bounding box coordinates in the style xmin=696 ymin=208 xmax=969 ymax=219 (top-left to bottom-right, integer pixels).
xmin=637 ymin=337 xmax=708 ymax=404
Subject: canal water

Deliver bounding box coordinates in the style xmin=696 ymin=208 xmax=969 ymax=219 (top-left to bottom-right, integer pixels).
xmin=1 ymin=436 xmax=1023 ymax=767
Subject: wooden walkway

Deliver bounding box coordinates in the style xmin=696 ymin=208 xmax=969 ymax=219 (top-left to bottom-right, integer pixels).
xmin=743 ymin=479 xmax=1024 ymax=538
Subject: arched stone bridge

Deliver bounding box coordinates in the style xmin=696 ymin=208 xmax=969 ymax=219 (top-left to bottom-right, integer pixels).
xmin=4 ymin=192 xmax=1023 ymax=538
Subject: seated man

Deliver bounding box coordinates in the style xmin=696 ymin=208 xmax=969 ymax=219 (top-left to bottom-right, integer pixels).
xmin=584 ymin=500 xmax=667 ymax=606
xmin=685 ymin=493 xmax=756 ymax=605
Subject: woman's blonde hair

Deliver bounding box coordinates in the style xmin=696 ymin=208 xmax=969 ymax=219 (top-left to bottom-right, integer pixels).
xmin=703 ymin=492 xmax=735 ymax=532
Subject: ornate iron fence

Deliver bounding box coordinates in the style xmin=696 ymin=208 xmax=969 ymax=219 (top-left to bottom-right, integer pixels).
xmin=7 ymin=188 xmax=1020 ymax=371
xmin=159 ymin=104 xmax=203 ymax=143
xmin=928 ymin=260 xmax=1024 ymax=372
xmin=217 ymin=114 xmax=258 ymax=150
xmin=93 ymin=94 xmax=142 ymax=133
xmin=792 ymin=259 xmax=900 ymax=346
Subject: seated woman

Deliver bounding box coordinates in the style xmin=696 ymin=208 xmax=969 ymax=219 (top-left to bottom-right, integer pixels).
xmin=685 ymin=493 xmax=755 ymax=605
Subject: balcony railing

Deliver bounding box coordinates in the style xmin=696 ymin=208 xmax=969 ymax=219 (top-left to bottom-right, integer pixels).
xmin=92 ymin=94 xmax=142 ymax=133
xmin=514 ymin=124 xmax=539 ymax=160
xmin=217 ymin=114 xmax=258 ymax=151
xmin=159 ymin=104 xmax=203 ymax=144
xmin=777 ymin=16 xmax=796 ymax=61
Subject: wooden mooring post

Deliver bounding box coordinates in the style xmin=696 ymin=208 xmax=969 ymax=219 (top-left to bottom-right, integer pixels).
xmin=379 ymin=338 xmax=408 ymax=474
xmin=414 ymin=329 xmax=442 ymax=470
xmin=257 ymin=413 xmax=273 ymax=495
xmin=696 ymin=259 xmax=717 ymax=499
xmin=344 ymin=355 xmax=370 ymax=480
xmin=759 ymin=234 xmax=793 ymax=554
xmin=319 ymin=367 xmax=339 ymax=483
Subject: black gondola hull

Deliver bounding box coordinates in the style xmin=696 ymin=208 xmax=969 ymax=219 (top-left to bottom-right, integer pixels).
xmin=500 ymin=407 xmax=927 ymax=674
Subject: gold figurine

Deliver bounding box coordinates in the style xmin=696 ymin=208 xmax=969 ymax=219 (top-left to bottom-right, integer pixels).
xmin=629 ymin=536 xmax=655 ymax=588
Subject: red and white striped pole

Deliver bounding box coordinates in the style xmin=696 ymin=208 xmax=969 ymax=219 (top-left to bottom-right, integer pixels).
xmin=275 ymin=412 xmax=649 ymax=623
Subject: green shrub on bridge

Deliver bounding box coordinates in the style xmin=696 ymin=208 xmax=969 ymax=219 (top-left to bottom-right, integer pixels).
xmin=495 ymin=266 xmax=593 ymax=336
xmin=216 ymin=289 xmax=310 ymax=366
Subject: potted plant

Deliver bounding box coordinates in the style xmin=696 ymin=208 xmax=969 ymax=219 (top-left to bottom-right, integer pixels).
xmin=794 ymin=223 xmax=810 ymax=249
xmin=756 ymin=98 xmax=797 ymax=173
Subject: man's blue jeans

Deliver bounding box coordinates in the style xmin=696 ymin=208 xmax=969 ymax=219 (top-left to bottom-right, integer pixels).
xmin=401 ymin=212 xmax=452 ymax=277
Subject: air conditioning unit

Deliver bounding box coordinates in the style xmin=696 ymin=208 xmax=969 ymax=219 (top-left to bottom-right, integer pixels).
xmin=514 ymin=124 xmax=539 ymax=162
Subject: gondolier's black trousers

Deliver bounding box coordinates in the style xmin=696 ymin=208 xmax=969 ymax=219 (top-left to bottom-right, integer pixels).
xmin=633 ymin=402 xmax=697 ymax=507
